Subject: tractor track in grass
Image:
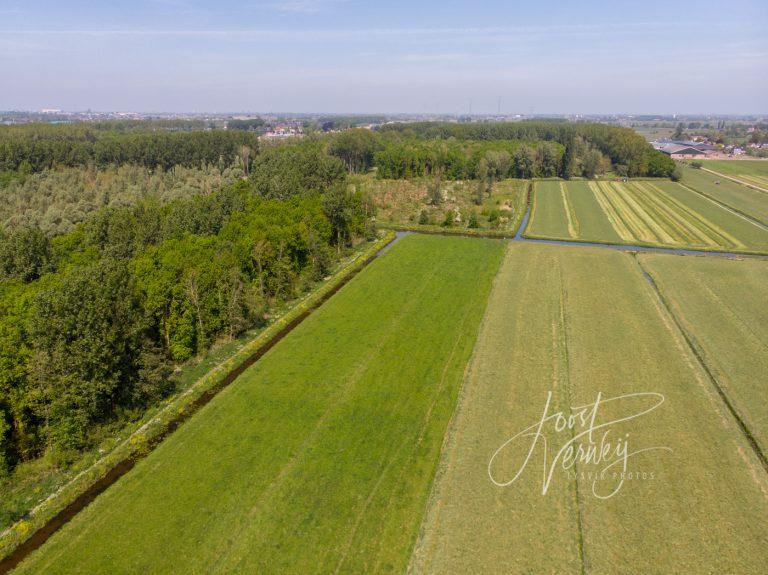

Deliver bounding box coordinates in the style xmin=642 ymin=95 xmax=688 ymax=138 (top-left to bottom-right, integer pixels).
xmin=556 ymin=263 xmax=588 ymax=575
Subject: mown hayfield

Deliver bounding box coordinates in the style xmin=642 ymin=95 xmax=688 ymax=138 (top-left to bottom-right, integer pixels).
xmin=526 ymin=180 xmax=620 ymax=242
xmin=680 ymin=165 xmax=768 ymax=225
xmin=702 ymin=160 xmax=768 ymax=189
xmin=526 ymin=179 xmax=768 ymax=252
xmin=14 ymin=234 xmax=505 ymax=575
xmin=409 ymin=243 xmax=768 ymax=574
xmin=640 ymin=253 xmax=768 ymax=455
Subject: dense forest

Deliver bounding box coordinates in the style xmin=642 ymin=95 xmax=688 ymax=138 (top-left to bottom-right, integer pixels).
xmin=0 ymin=164 xmax=246 ymax=234
xmin=327 ymin=128 xmax=567 ymax=179
xmin=0 ymin=126 xmax=372 ymax=477
xmin=0 ymin=124 xmax=258 ymax=172
xmin=376 ymin=121 xmax=677 ymax=178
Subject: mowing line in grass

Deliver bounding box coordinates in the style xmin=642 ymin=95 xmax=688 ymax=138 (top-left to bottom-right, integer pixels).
xmin=597 ymin=181 xmax=656 ymax=242
xmin=559 ymin=182 xmax=580 ymax=238
xmin=738 ymin=174 xmax=768 ymax=189
xmin=625 ymin=182 xmax=692 ymax=245
xmin=633 ymin=181 xmax=716 ymax=244
xmin=679 ymin=167 xmax=768 ymax=226
xmin=610 ymin=182 xmax=674 ymax=244
xmin=630 ymin=181 xmax=716 ymax=246
xmin=587 ymin=181 xmax=633 ymax=241
xmin=645 ymin=182 xmax=745 ymax=248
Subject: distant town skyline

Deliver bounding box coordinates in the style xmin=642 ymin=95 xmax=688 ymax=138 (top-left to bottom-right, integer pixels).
xmin=1 ymin=0 xmax=767 ymax=114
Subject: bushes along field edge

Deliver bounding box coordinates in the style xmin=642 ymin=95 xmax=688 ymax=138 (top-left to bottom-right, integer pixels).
xmin=0 ymin=230 xmax=397 ymax=565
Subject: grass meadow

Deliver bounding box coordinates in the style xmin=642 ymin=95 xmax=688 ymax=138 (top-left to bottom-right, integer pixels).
xmin=701 ymin=160 xmax=768 ymax=189
xmin=641 ymin=253 xmax=768 ymax=455
xmin=526 ymin=179 xmax=768 ymax=252
xmin=409 ymin=243 xmax=768 ymax=574
xmin=13 ymin=235 xmax=505 ymax=574
xmin=679 ymin=165 xmax=768 ymax=224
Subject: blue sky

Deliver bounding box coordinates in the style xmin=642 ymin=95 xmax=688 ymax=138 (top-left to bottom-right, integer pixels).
xmin=1 ymin=0 xmax=766 ymax=113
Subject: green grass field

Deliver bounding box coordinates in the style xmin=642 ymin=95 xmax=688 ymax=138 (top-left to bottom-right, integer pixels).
xmin=680 ymin=165 xmax=768 ymax=225
xmin=526 ymin=179 xmax=768 ymax=252
xmin=700 ymin=160 xmax=768 ymax=189
xmin=409 ymin=243 xmax=768 ymax=573
xmin=640 ymin=253 xmax=768 ymax=455
xmin=13 ymin=235 xmax=505 ymax=574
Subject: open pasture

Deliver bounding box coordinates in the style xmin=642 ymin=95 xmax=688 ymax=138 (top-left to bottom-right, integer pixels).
xmin=410 ymin=242 xmax=768 ymax=574
xmin=640 ymin=253 xmax=768 ymax=456
xmin=680 ymin=164 xmax=768 ymax=225
xmin=701 ymin=160 xmax=768 ymax=189
xmin=13 ymin=235 xmax=505 ymax=575
xmin=526 ymin=179 xmax=768 ymax=252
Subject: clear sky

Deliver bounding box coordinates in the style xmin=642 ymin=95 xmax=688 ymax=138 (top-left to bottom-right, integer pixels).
xmin=1 ymin=0 xmax=766 ymax=114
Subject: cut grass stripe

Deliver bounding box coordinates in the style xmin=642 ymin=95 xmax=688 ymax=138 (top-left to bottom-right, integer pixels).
xmin=560 ymin=182 xmax=580 ymax=238
xmin=629 ymin=182 xmax=720 ymax=247
xmin=596 ymin=181 xmax=655 ymax=242
xmin=643 ymin=182 xmax=746 ymax=249
xmin=633 ymin=181 xmax=730 ymax=248
xmin=623 ymin=182 xmax=693 ymax=245
xmin=677 ymin=182 xmax=768 ymax=232
xmin=739 ymin=174 xmax=768 ymax=188
xmin=608 ymin=182 xmax=676 ymax=244
xmin=587 ymin=182 xmax=633 ymax=242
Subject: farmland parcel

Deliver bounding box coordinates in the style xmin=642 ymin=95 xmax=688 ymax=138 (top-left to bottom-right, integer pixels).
xmin=409 ymin=243 xmax=768 ymax=574
xmin=701 ymin=159 xmax=768 ymax=190
xmin=14 ymin=235 xmax=505 ymax=574
xmin=526 ymin=179 xmax=768 ymax=253
xmin=680 ymin=165 xmax=768 ymax=224
xmin=640 ymin=253 xmax=768 ymax=456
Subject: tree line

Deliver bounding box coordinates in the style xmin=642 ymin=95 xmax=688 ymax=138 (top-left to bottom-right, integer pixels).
xmin=376 ymin=121 xmax=676 ymax=178
xmin=0 ymin=124 xmax=259 ymax=173
xmin=0 ymin=138 xmax=372 ymax=475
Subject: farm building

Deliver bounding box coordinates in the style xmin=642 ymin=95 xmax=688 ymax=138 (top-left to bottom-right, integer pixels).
xmin=654 ymin=143 xmax=707 ymax=159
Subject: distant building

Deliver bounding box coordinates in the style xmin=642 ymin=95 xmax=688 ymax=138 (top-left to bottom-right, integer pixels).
xmin=653 ymin=143 xmax=707 ymax=158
